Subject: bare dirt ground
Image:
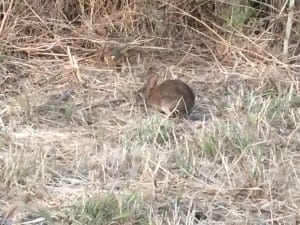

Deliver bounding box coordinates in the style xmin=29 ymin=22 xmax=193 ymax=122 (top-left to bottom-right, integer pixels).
xmin=1 ymin=1 xmax=300 ymax=224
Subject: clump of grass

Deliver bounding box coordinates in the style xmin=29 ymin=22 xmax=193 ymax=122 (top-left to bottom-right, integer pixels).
xmin=198 ymin=134 xmax=218 ymax=158
xmin=127 ymin=114 xmax=175 ymax=145
xmin=62 ymin=192 xmax=147 ymax=225
xmin=4 ymin=94 xmax=31 ymax=122
xmin=0 ymin=143 xmax=50 ymax=188
xmin=34 ymin=93 xmax=76 ymax=121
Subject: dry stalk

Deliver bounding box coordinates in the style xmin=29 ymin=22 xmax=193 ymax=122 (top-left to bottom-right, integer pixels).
xmin=67 ymin=46 xmax=81 ymax=82
xmin=283 ymin=0 xmax=295 ymax=61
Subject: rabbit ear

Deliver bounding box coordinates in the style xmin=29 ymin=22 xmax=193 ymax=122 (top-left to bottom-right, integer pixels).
xmin=146 ymin=74 xmax=158 ymax=90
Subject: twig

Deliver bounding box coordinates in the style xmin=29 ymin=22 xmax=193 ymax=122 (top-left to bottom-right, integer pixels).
xmin=67 ymin=46 xmax=81 ymax=82
xmin=0 ymin=0 xmax=14 ymax=35
xmin=283 ymin=0 xmax=295 ymax=61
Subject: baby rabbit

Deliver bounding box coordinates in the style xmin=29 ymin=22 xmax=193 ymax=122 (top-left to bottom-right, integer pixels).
xmin=138 ymin=68 xmax=195 ymax=117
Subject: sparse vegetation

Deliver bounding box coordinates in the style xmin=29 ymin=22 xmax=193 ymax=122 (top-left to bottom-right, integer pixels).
xmin=0 ymin=0 xmax=300 ymax=224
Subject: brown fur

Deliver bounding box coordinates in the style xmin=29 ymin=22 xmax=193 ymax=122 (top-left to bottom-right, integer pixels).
xmin=139 ymin=71 xmax=195 ymax=117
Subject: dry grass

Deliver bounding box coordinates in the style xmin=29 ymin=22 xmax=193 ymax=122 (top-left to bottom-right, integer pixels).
xmin=0 ymin=0 xmax=300 ymax=224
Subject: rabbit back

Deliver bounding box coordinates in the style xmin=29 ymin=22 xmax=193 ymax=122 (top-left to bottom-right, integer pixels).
xmin=148 ymin=79 xmax=195 ymax=116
